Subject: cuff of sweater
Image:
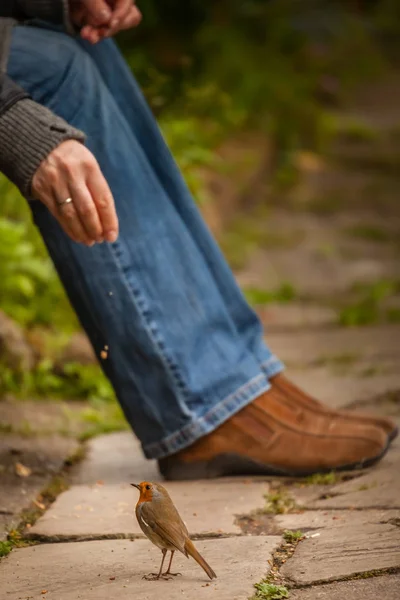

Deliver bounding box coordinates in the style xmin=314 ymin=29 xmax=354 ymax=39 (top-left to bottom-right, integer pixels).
xmin=18 ymin=0 xmax=64 ymax=23
xmin=0 ymin=99 xmax=85 ymax=197
xmin=17 ymin=0 xmax=76 ymax=34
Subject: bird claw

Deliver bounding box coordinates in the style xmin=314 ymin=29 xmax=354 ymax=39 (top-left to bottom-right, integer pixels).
xmin=163 ymin=572 xmax=182 ymax=577
xmin=142 ymin=573 xmax=175 ymax=581
xmin=142 ymin=573 xmax=161 ymax=581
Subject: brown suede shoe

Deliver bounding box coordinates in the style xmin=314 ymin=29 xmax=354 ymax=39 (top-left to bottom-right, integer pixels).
xmin=272 ymin=374 xmax=398 ymax=442
xmin=158 ymin=388 xmax=389 ymax=480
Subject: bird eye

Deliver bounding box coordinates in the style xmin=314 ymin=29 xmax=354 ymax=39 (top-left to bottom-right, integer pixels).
xmin=145 ymin=484 xmax=151 ymax=490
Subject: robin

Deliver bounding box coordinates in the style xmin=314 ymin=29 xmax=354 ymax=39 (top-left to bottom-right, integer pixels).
xmin=131 ymin=481 xmax=217 ymax=581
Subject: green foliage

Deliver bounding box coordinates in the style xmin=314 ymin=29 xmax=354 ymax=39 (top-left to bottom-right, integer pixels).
xmin=121 ymin=0 xmax=389 ymax=177
xmin=264 ymin=489 xmax=298 ymax=515
xmin=0 ymin=176 xmax=77 ymax=330
xmin=0 ymin=2 xmax=397 ymax=359
xmin=244 ymin=284 xmax=296 ymax=306
xmin=338 ymin=279 xmax=400 ymax=326
xmin=0 ymin=541 xmax=13 ymax=558
xmin=254 ymin=582 xmax=289 ymax=600
xmin=0 ymin=360 xmax=114 ymax=402
xmin=345 ymin=224 xmax=392 ymax=242
xmin=78 ymin=401 xmax=129 ymax=441
xmin=303 ymin=471 xmax=339 ymax=485
xmin=283 ymin=529 xmax=304 ymax=543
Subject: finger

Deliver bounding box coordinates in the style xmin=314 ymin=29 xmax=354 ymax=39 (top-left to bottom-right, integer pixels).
xmin=109 ymin=0 xmax=133 ymax=31
xmin=36 ymin=192 xmax=83 ymax=245
xmin=53 ymin=190 xmax=96 ymax=246
xmin=68 ymin=180 xmax=104 ymax=242
xmin=59 ymin=202 xmax=95 ymax=246
xmin=117 ymin=6 xmax=142 ymax=31
xmin=86 ymin=170 xmax=119 ymax=243
xmin=83 ymin=0 xmax=112 ymax=26
xmin=80 ymin=25 xmax=107 ymax=43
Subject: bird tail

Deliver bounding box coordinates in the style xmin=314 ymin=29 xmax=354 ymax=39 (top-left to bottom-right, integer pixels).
xmin=184 ymin=538 xmax=217 ymax=580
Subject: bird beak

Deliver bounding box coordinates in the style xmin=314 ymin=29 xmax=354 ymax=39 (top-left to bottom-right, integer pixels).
xmin=130 ymin=483 xmax=140 ymax=490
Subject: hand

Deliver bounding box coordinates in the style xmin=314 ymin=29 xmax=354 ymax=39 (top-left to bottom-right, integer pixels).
xmin=69 ymin=0 xmax=113 ymax=30
xmin=79 ymin=0 xmax=142 ymax=44
xmin=32 ymin=140 xmax=119 ymax=246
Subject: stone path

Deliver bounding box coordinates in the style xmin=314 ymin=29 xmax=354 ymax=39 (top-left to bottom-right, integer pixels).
xmin=1 ymin=79 xmax=400 ymax=599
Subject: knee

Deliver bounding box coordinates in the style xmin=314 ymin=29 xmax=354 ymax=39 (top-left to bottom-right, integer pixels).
xmin=9 ymin=26 xmax=98 ymax=114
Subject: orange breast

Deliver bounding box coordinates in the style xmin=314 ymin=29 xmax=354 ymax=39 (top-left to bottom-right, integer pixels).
xmin=137 ymin=486 xmax=153 ymax=505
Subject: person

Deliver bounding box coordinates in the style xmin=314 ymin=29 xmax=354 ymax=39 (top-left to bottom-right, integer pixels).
xmin=0 ymin=1 xmax=396 ymax=480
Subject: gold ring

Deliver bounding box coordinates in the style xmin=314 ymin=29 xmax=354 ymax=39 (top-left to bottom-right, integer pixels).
xmin=57 ymin=197 xmax=73 ymax=207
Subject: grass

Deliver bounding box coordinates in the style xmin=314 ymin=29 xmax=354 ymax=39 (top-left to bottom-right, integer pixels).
xmin=345 ymin=224 xmax=392 ymax=243
xmin=244 ymin=283 xmax=296 ymax=306
xmin=358 ymin=482 xmax=377 ymax=491
xmin=333 ymin=119 xmax=379 ymax=144
xmin=301 ymin=195 xmax=344 ymax=216
xmin=0 ymin=541 xmax=13 ymax=558
xmin=0 ymin=360 xmax=115 ymax=402
xmin=0 ymin=397 xmax=128 ymax=441
xmin=387 ymin=308 xmax=400 ymax=323
xmin=314 ymin=353 xmax=359 ymax=368
xmin=220 ymin=207 xmax=303 ymax=271
xmin=253 ymin=582 xmax=289 ymax=600
xmin=283 ymin=530 xmax=304 ymax=543
xmin=302 ymin=471 xmax=339 ymax=485
xmin=263 ymin=489 xmax=298 ymax=515
xmin=0 ymin=476 xmax=68 ymax=560
xmin=77 ymin=402 xmax=129 ymax=441
xmin=338 ymin=279 xmax=400 ymax=327
xmin=0 ymin=443 xmax=87 ymax=559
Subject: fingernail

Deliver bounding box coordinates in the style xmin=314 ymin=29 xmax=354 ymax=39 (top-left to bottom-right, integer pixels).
xmin=97 ymin=237 xmax=104 ymax=244
xmin=111 ymin=18 xmax=118 ymax=28
xmin=106 ymin=230 xmax=118 ymax=243
xmin=101 ymin=8 xmax=111 ymax=19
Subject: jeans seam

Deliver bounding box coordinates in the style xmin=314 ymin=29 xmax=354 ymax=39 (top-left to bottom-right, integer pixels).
xmin=144 ymin=371 xmax=269 ymax=457
xmin=109 ymin=241 xmax=192 ymax=404
xmin=260 ymin=355 xmax=284 ymax=371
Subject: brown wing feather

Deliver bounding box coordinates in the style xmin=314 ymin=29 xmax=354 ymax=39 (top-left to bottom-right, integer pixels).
xmin=141 ymin=501 xmax=188 ymax=555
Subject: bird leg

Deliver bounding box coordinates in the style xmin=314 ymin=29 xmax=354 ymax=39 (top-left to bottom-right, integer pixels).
xmin=143 ymin=549 xmax=171 ymax=581
xmin=163 ymin=551 xmax=182 ymax=577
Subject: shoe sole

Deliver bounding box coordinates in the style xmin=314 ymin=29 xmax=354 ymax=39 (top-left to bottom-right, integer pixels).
xmin=388 ymin=426 xmax=398 ymax=443
xmin=159 ymin=439 xmax=391 ymax=481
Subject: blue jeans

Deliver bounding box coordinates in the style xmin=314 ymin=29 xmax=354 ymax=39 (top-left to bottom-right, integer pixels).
xmin=7 ymin=25 xmax=284 ymax=459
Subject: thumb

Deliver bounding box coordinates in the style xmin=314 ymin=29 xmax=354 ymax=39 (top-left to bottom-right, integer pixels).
xmin=82 ymin=0 xmax=112 ymax=26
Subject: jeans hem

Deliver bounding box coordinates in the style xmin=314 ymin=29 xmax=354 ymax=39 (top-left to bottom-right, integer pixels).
xmin=260 ymin=355 xmax=285 ymax=379
xmin=142 ymin=372 xmax=271 ymax=459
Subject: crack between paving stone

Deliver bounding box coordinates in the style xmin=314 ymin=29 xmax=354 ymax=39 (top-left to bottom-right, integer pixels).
xmin=304 ymin=504 xmax=400 ymax=511
xmin=24 ymin=531 xmax=241 ymax=544
xmin=286 ymin=566 xmax=400 ymax=589
xmin=2 ymin=444 xmax=88 ymax=553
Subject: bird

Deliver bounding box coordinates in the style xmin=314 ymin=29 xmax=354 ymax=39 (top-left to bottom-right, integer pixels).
xmin=131 ymin=481 xmax=217 ymax=581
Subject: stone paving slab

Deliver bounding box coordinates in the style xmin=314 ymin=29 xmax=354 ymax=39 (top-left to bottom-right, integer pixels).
xmin=237 ymin=239 xmax=399 ymax=297
xmin=258 ymin=303 xmax=337 ymax=330
xmin=267 ymin=325 xmax=400 ymax=366
xmin=72 ymin=432 xmax=159 ymax=485
xmin=28 ymin=478 xmax=269 ymax=540
xmin=0 ymin=536 xmax=280 ymax=600
xmin=0 ymin=399 xmax=88 ymax=436
xmin=346 ymin=388 xmax=400 ymax=417
xmin=287 ymin=366 xmax=400 ymax=409
xmin=0 ymin=435 xmax=78 ymax=537
xmin=290 ymin=574 xmax=400 ymax=600
xmin=0 ymin=514 xmax=16 ymax=541
xmin=275 ymin=509 xmax=400 ymax=584
xmin=292 ymin=442 xmax=400 ymax=510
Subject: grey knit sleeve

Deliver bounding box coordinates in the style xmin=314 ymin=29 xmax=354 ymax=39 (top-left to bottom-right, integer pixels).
xmin=17 ymin=1 xmax=63 ymax=22
xmin=0 ymin=98 xmax=86 ymax=198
